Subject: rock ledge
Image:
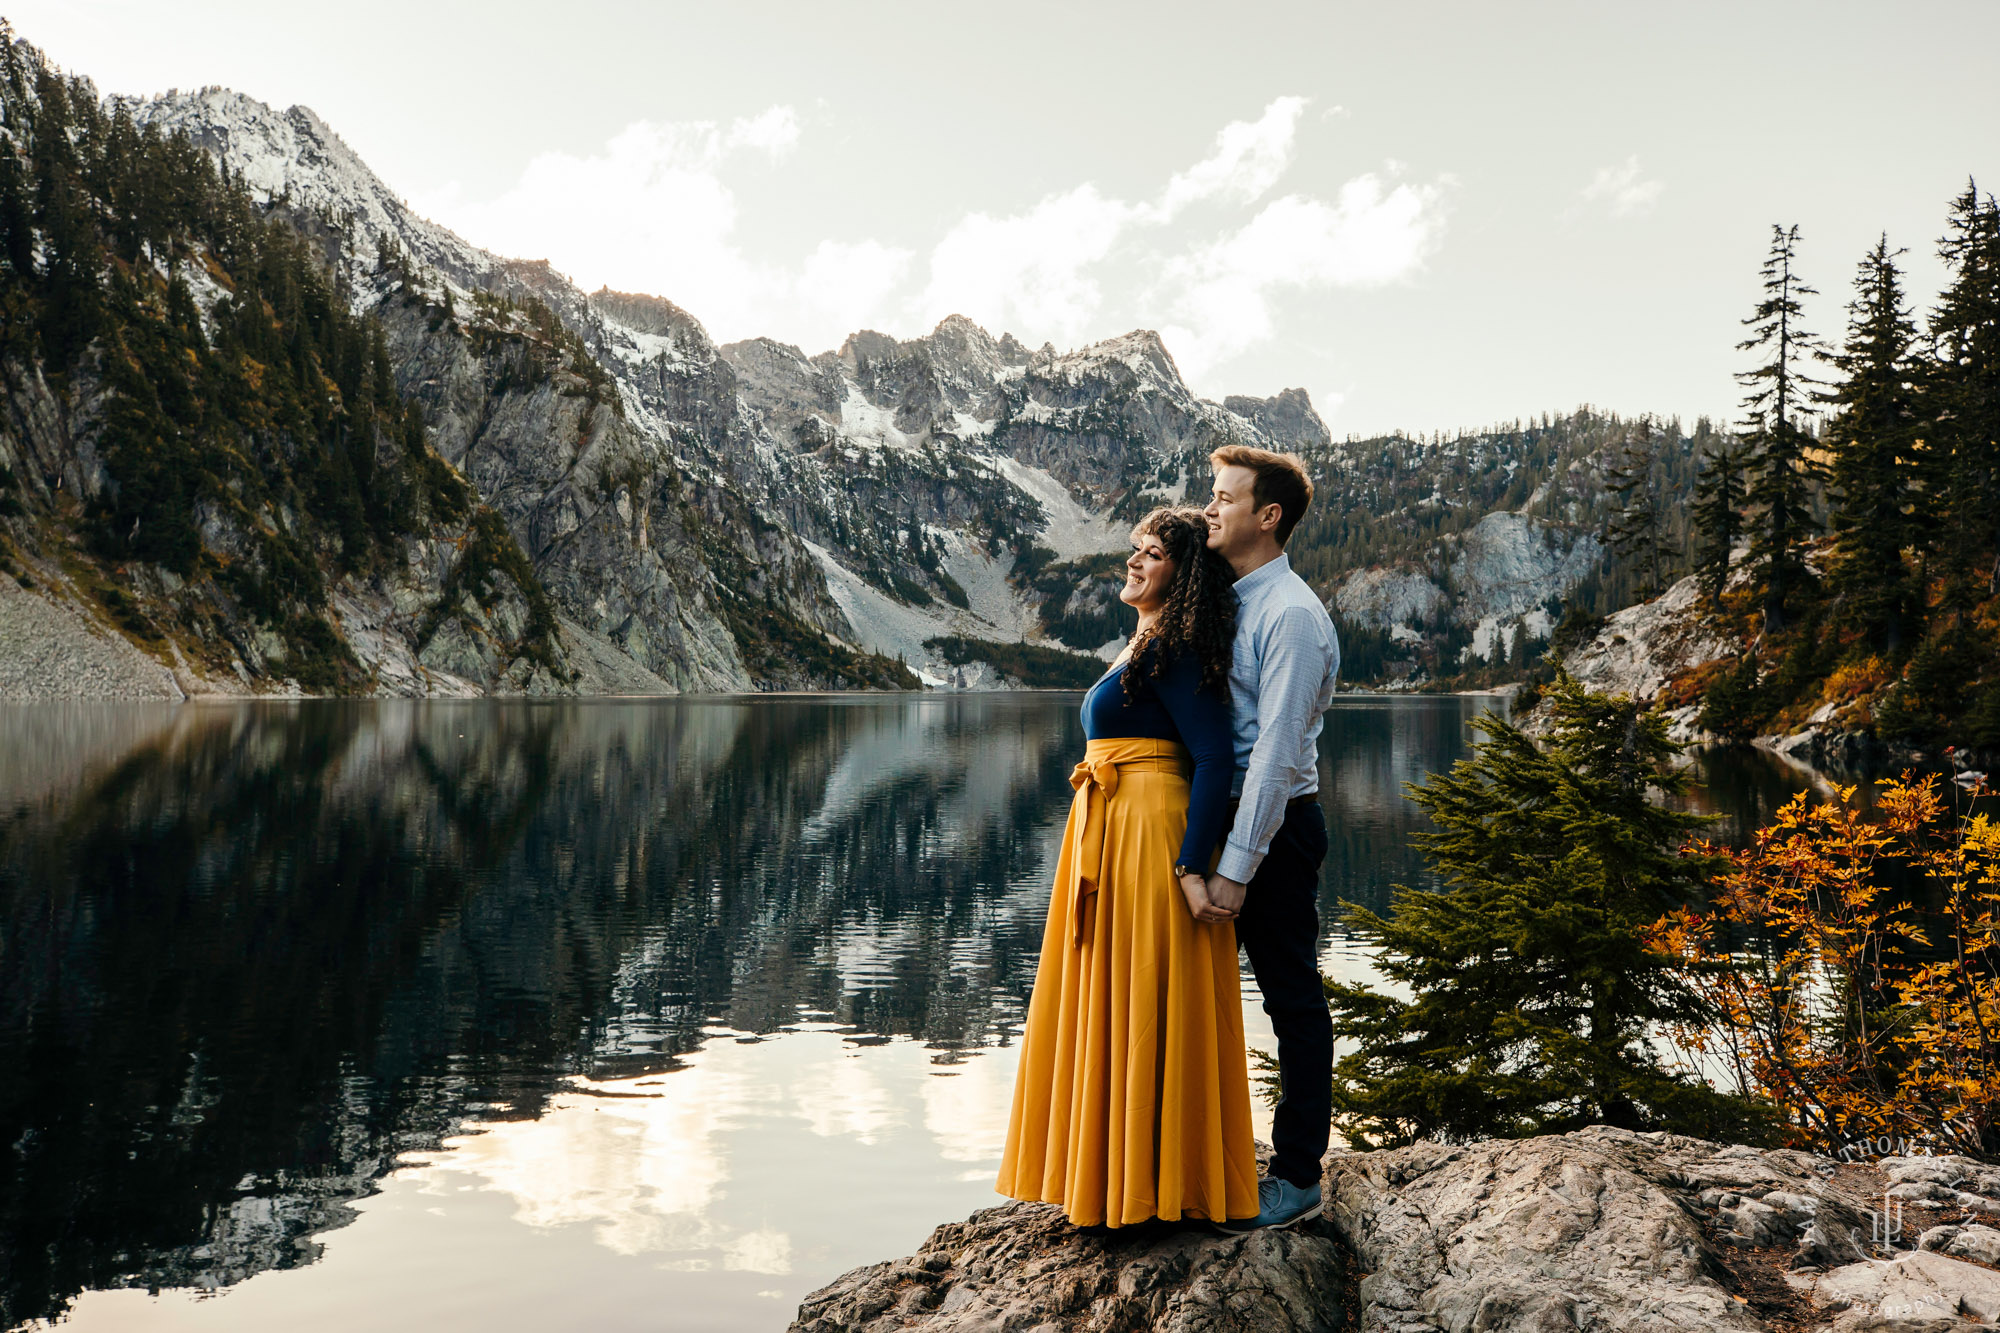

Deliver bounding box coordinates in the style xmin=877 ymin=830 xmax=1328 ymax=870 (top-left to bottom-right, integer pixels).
xmin=789 ymin=1200 xmax=1346 ymax=1333
xmin=795 ymin=1128 xmax=2000 ymax=1333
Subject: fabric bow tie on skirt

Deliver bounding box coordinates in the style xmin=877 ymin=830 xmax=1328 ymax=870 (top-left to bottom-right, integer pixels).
xmin=1063 ymin=739 xmax=1185 ymax=947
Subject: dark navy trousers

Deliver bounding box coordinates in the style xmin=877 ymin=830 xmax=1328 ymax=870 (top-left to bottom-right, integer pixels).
xmin=1232 ymin=800 xmax=1332 ymax=1190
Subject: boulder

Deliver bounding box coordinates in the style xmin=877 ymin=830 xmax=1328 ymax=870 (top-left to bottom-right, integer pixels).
xmin=1918 ymin=1224 xmax=2000 ymax=1266
xmin=1804 ymin=1249 xmax=2000 ymax=1328
xmin=1325 ymin=1127 xmax=1791 ymax=1331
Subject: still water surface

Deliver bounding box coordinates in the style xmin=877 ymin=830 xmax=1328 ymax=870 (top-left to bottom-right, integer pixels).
xmin=0 ymin=695 xmax=1820 ymax=1332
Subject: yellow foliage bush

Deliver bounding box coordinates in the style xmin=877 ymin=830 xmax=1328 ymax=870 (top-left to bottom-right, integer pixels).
xmin=1646 ymin=773 xmax=2000 ymax=1159
xmin=1822 ymin=654 xmax=1891 ymax=704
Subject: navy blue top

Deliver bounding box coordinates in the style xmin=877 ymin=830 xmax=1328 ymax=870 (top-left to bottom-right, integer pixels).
xmin=1081 ymin=644 xmax=1234 ymax=874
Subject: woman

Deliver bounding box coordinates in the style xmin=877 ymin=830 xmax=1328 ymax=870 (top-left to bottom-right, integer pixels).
xmin=995 ymin=505 xmax=1258 ymax=1229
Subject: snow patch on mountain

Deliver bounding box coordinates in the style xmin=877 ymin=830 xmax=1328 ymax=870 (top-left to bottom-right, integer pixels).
xmin=981 ymin=456 xmax=1126 ymax=561
xmin=805 ymin=538 xmax=1051 ymax=686
xmin=1061 ymin=330 xmax=1184 ymax=395
xmin=939 ymin=541 xmax=1032 ymax=640
xmin=839 ymin=384 xmax=922 ymax=453
xmin=806 ymin=543 xmax=949 ymax=682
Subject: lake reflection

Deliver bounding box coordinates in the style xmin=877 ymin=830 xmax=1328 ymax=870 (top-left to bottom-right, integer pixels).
xmin=0 ymin=694 xmax=1810 ymax=1332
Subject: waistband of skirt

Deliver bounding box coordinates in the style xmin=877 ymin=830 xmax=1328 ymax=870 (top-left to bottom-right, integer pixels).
xmin=1081 ymin=736 xmax=1189 ymax=771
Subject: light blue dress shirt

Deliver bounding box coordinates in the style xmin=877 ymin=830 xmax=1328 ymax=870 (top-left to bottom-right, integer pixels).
xmin=1217 ymin=552 xmax=1340 ymax=883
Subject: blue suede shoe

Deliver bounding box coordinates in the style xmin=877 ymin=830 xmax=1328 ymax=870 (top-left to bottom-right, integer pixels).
xmin=1213 ymin=1175 xmax=1323 ymax=1233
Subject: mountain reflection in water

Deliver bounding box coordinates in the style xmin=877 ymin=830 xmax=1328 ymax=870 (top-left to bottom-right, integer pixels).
xmin=0 ymin=695 xmax=1813 ymax=1332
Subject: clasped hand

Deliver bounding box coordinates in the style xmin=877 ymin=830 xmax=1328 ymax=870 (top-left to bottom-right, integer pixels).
xmin=1178 ymin=872 xmax=1246 ymax=925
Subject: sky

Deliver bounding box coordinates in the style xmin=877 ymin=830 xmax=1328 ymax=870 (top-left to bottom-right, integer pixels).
xmin=10 ymin=1 xmax=1998 ymax=438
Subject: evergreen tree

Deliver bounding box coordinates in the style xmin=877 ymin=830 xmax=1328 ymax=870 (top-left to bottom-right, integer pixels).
xmin=1324 ymin=671 xmax=1774 ymax=1148
xmin=1737 ymin=224 xmax=1825 ymax=632
xmin=1821 ymin=236 xmax=1921 ymax=654
xmin=1925 ymin=181 xmax=2000 ymax=609
xmin=1691 ymin=434 xmax=1749 ymax=612
xmin=1603 ymin=415 xmax=1668 ymax=598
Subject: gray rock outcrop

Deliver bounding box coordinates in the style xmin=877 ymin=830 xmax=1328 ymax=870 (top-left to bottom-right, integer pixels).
xmin=788 ymin=1200 xmax=1346 ymax=1333
xmin=1335 ymin=567 xmax=1448 ymax=632
xmin=1327 ymin=1128 xmax=2000 ymax=1333
xmin=797 ymin=1128 xmax=2000 ymax=1333
xmin=1449 ymin=511 xmax=1600 ymax=625
xmin=1810 ymin=1250 xmax=2000 ymax=1329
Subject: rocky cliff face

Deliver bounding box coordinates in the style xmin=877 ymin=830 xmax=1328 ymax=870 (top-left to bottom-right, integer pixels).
xmin=1297 ymin=410 xmax=1705 ymax=684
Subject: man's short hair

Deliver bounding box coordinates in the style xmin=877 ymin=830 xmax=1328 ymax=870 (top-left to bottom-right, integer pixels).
xmin=1209 ymin=444 xmax=1314 ymax=547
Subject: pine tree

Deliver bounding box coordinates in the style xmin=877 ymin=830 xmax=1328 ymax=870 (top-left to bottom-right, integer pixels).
xmin=1737 ymin=224 xmax=1825 ymax=632
xmin=1924 ymin=181 xmax=2000 ymax=609
xmin=1691 ymin=434 xmax=1749 ymax=612
xmin=1603 ymin=416 xmax=1668 ymax=598
xmin=1324 ymin=671 xmax=1773 ymax=1148
xmin=1821 ymin=237 xmax=1921 ymax=654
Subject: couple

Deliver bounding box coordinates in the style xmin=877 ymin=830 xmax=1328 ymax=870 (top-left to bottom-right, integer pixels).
xmin=996 ymin=444 xmax=1340 ymax=1233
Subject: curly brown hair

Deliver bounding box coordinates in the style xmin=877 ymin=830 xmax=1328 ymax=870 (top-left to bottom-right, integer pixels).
xmin=1122 ymin=505 xmax=1238 ymax=701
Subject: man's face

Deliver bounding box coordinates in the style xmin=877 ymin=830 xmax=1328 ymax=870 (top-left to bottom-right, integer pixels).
xmin=1204 ymin=464 xmax=1274 ymax=557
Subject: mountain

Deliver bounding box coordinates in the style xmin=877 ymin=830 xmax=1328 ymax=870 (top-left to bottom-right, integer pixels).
xmin=0 ymin=33 xmax=1328 ymax=699
xmin=0 ymin=29 xmax=1686 ymax=700
xmin=1288 ymin=409 xmax=1713 ymax=685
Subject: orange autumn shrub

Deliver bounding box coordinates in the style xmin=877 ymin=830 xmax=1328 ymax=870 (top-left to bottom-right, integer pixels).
xmin=1822 ymin=654 xmax=1892 ymax=706
xmin=1646 ymin=773 xmax=2000 ymax=1159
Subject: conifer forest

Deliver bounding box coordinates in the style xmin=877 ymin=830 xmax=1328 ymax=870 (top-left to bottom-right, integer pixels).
xmin=1673 ymin=188 xmax=2000 ymax=755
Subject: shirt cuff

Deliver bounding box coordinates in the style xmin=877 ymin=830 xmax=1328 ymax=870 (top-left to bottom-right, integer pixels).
xmin=1215 ymin=839 xmax=1261 ymax=884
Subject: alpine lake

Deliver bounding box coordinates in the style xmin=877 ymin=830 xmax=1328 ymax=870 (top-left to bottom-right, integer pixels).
xmin=0 ymin=693 xmax=1827 ymax=1332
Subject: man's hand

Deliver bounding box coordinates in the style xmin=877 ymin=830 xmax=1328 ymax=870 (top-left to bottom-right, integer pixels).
xmin=1204 ymin=874 xmax=1248 ymax=917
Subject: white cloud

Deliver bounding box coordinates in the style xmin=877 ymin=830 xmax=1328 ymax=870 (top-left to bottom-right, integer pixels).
xmin=418 ymin=95 xmax=1446 ymax=376
xmin=1161 ymin=174 xmax=1446 ymax=377
xmin=726 ymin=105 xmax=800 ymax=157
xmin=914 ymin=95 xmax=1447 ymax=364
xmin=798 ymin=239 xmax=914 ymax=332
xmin=413 ymin=106 xmax=895 ymax=350
xmin=1156 ymin=96 xmax=1306 ymax=216
xmin=921 ymin=184 xmax=1138 ymax=342
xmin=413 ymin=111 xmax=783 ymax=333
xmin=1579 ymin=155 xmax=1663 ymax=218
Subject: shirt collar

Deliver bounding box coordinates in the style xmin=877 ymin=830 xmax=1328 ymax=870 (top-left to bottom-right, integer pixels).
xmin=1233 ymin=552 xmax=1291 ymax=597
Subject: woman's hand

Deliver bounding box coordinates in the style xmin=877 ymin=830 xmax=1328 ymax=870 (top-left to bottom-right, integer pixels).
xmin=1179 ymin=872 xmax=1233 ymax=924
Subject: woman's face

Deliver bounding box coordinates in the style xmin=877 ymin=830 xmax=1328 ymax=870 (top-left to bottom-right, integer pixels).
xmin=1120 ymin=527 xmax=1178 ymax=614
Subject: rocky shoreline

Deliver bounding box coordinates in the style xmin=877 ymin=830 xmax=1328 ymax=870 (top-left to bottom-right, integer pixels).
xmin=791 ymin=1128 xmax=2000 ymax=1333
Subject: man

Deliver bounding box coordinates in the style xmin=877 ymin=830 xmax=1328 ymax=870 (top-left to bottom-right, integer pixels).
xmin=1196 ymin=444 xmax=1340 ymax=1232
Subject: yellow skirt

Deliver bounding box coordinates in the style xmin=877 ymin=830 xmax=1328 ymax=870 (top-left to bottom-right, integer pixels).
xmin=995 ymin=736 xmax=1259 ymax=1227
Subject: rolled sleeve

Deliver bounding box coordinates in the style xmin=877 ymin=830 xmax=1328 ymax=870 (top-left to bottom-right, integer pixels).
xmin=1217 ymin=605 xmax=1333 ymax=883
